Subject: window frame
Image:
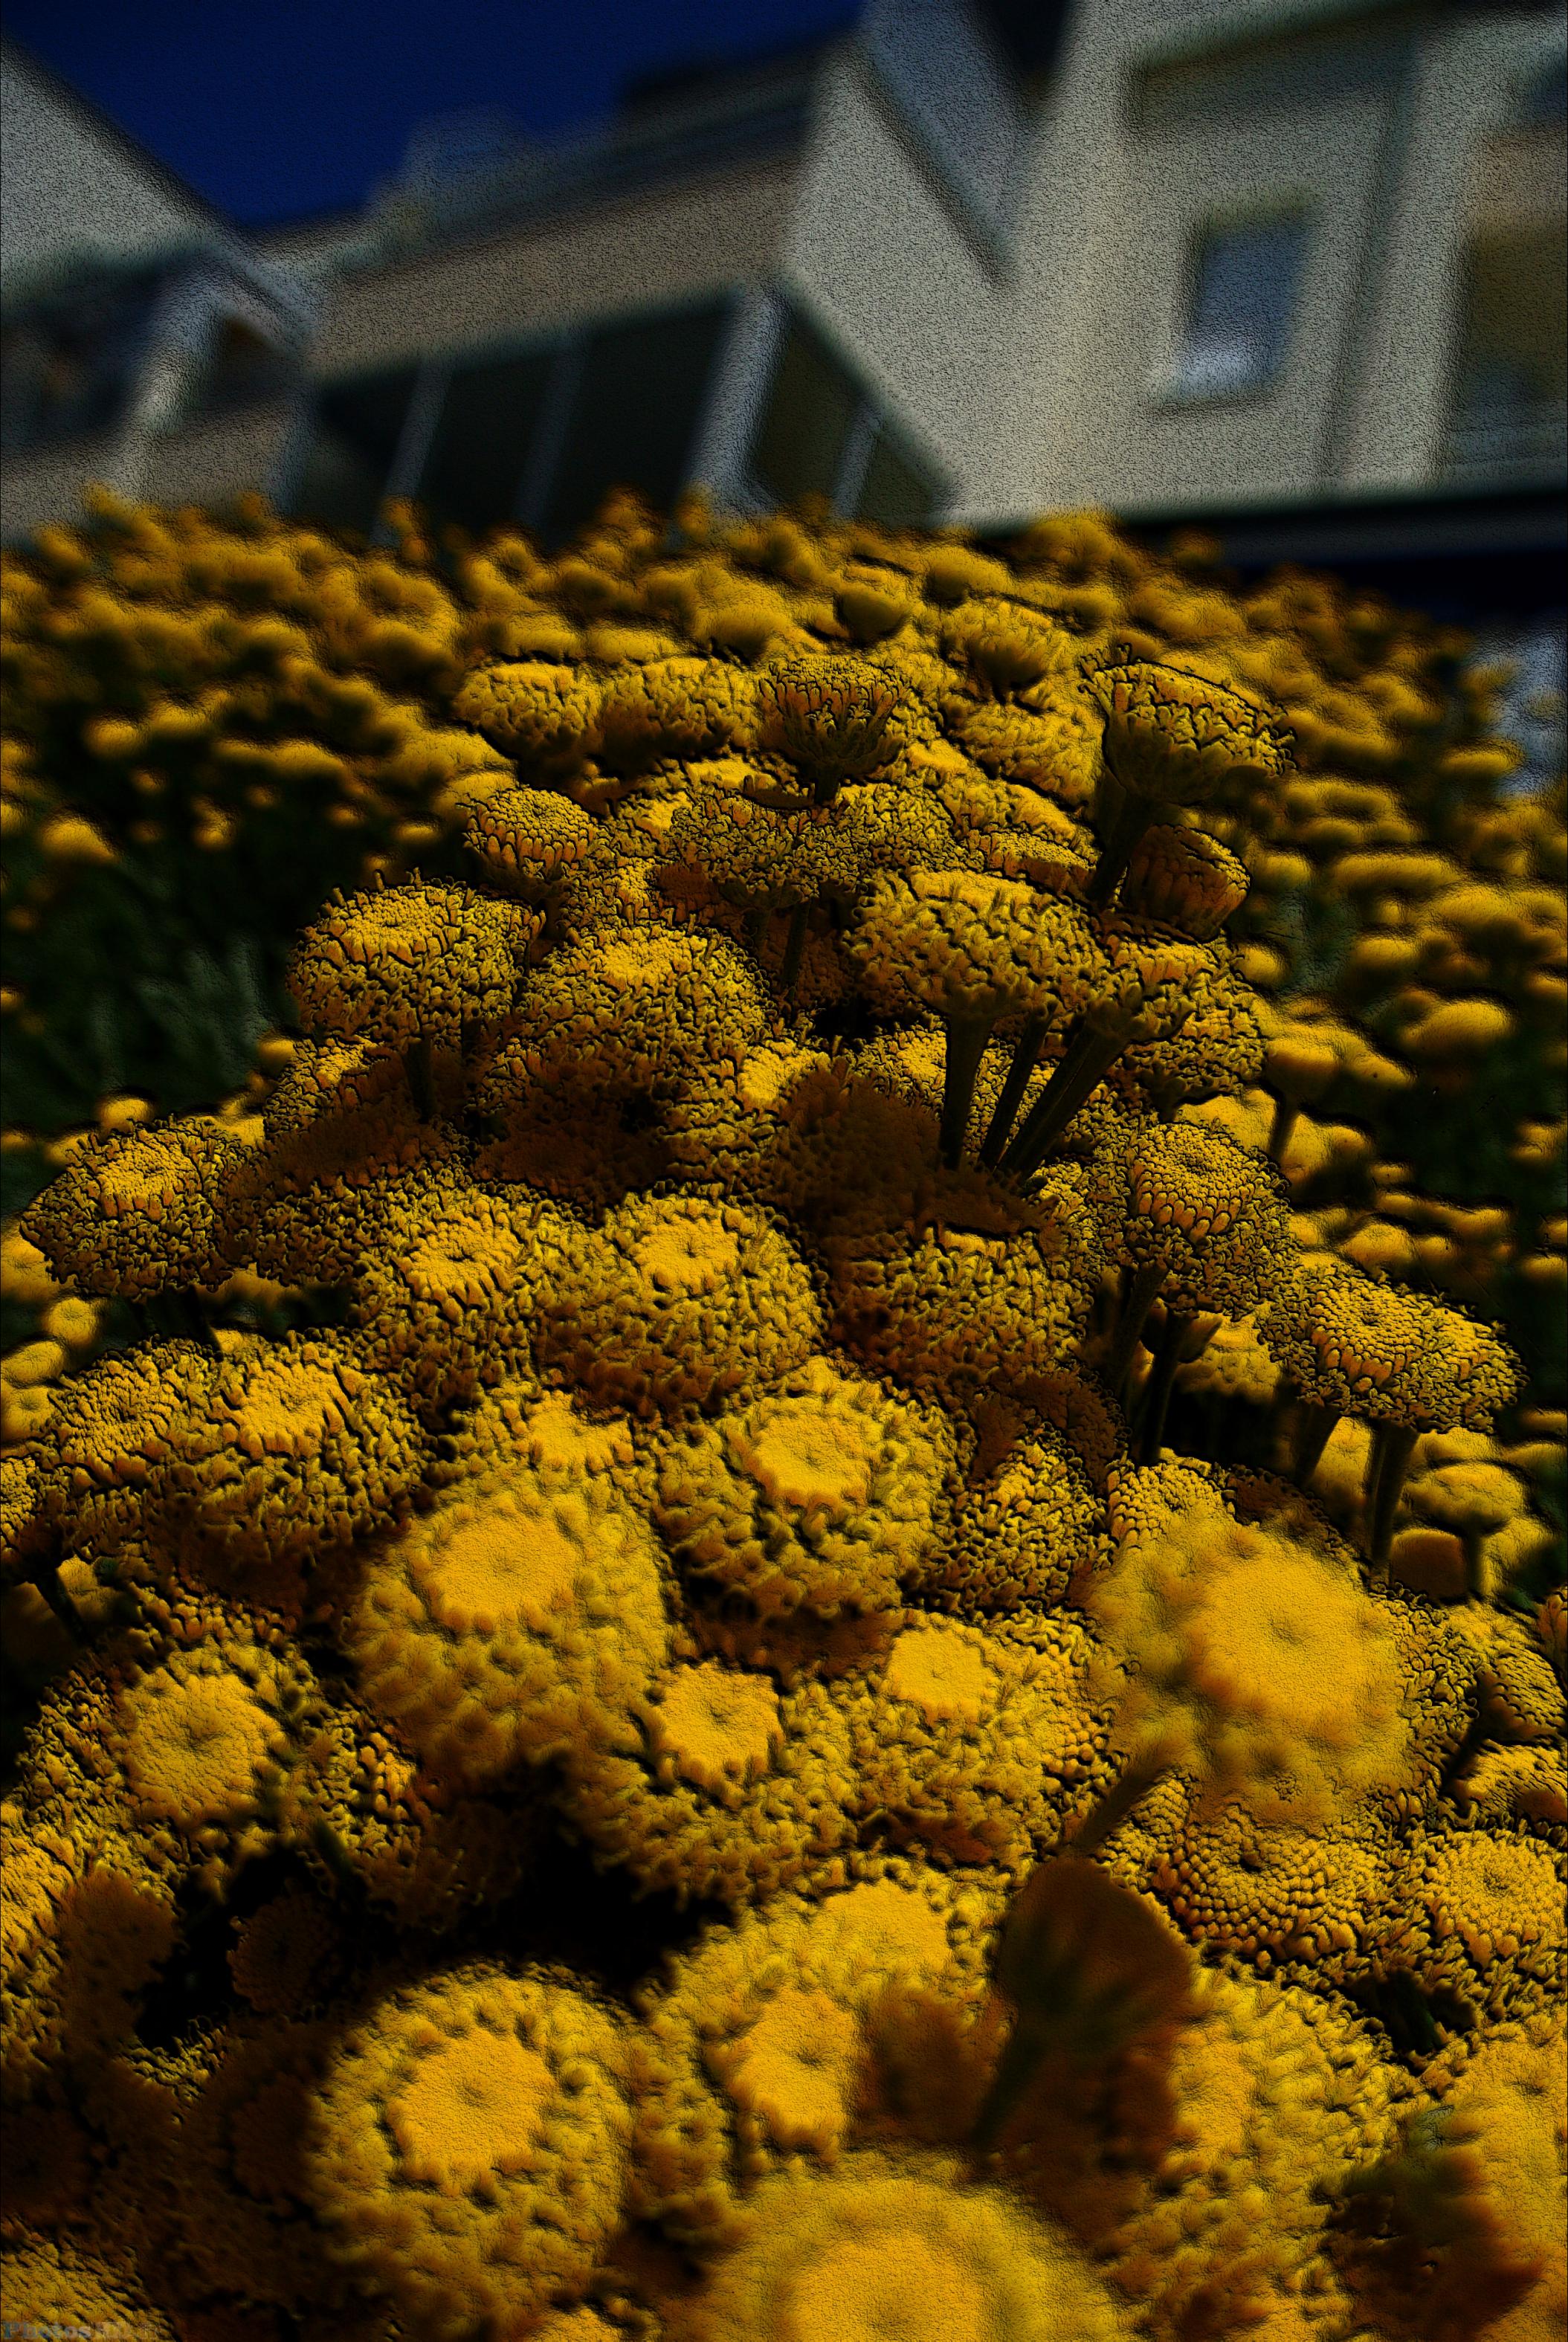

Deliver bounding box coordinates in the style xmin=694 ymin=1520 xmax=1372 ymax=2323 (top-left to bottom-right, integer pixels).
xmin=1149 ymin=200 xmax=1316 ymax=415
xmin=286 ymin=288 xmax=735 ymax=545
xmin=733 ymin=288 xmax=950 ymax=526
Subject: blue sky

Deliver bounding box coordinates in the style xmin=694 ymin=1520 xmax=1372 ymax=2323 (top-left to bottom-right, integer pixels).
xmin=7 ymin=0 xmax=859 ymax=226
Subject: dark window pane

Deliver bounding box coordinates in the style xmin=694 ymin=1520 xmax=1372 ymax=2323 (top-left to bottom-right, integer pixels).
xmin=542 ymin=301 xmax=726 ymax=545
xmin=1174 ymin=214 xmax=1309 ymax=397
xmin=855 ymin=422 xmax=940 ymax=527
xmin=750 ymin=312 xmax=859 ymax=507
xmin=1447 ymin=227 xmax=1568 ymax=478
xmin=193 ymin=316 xmax=297 ymax=420
xmin=419 ymin=351 xmax=552 ymax=535
xmin=1516 ymin=54 xmax=1565 ymax=125
xmin=291 ymin=367 xmax=419 ymax=532
xmin=0 ymin=274 xmax=159 ymax=454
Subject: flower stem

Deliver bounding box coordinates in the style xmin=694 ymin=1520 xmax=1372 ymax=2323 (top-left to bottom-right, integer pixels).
xmin=27 ymin=1552 xmax=86 ymax=1642
xmin=941 ymin=1014 xmax=995 ymax=1170
xmin=404 ymin=1033 xmax=435 ymax=1121
xmin=1104 ymin=1258 xmax=1169 ymax=1404
xmin=1366 ymin=1422 xmax=1419 ymax=1581
xmin=1266 ymin=1094 xmax=1300 ymax=1164
xmin=1138 ymin=1309 xmax=1191 ymax=1463
xmin=978 ymin=1013 xmax=1048 ymax=1168
xmin=1290 ymin=1401 xmax=1340 ymax=1488
xmin=1000 ymin=1013 xmax=1123 ymax=1181
xmin=1086 ymin=792 xmax=1155 ymax=910
xmin=1067 ymin=1755 xmax=1167 ymax=1858
xmin=779 ymin=903 xmax=811 ymax=997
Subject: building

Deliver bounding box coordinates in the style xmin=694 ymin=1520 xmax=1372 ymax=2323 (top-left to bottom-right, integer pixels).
xmin=2 ymin=0 xmax=1564 ymax=755
xmin=1 ymin=39 xmax=320 ymax=534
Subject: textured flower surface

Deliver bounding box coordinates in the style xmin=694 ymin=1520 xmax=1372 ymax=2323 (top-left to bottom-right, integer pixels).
xmin=1 ymin=486 xmax=1561 ymax=2342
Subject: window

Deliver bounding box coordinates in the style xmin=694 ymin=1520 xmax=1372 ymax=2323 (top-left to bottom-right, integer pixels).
xmin=290 ymin=366 xmax=421 ymax=535
xmin=541 ymin=302 xmax=727 ymax=546
xmin=1445 ymin=227 xmax=1568 ymax=482
xmin=1514 ymin=52 xmax=1566 ymax=127
xmin=749 ymin=311 xmax=860 ymax=509
xmin=1166 ymin=212 xmax=1311 ymax=402
xmin=0 ymin=274 xmax=159 ymax=454
xmin=419 ymin=352 xmax=553 ymax=536
xmin=192 ymin=315 xmax=297 ymax=421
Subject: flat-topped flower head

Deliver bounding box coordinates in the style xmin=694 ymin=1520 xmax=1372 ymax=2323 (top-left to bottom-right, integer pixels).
xmin=552 ymin=1654 xmax=859 ymax=1906
xmin=152 ymin=1332 xmax=427 ymax=1595
xmin=640 ymin=1853 xmax=1008 ymax=2181
xmin=938 ymin=595 xmax=1081 ymax=697
xmin=662 ymin=787 xmax=866 ymax=916
xmin=644 ymin=1658 xmax=787 ymax=1794
xmin=343 ymin=1179 xmax=541 ymax=1421
xmin=671 ymin=2149 xmax=1128 ymax=2342
xmin=31 ymin=1337 xmax=218 ymax=1559
xmin=1087 ymin=1483 xmax=1413 ymax=1823
xmin=1378 ymin=1830 xmax=1567 ymax=2024
xmin=655 ymin=1352 xmax=958 ymax=1622
xmin=1083 ymin=659 xmax=1293 ymax=804
xmin=1119 ymin=822 xmax=1251 ymax=940
xmin=1259 ymin=1260 xmax=1520 ymax=1431
xmin=451 ymin=657 xmax=604 ymax=769
xmin=462 ymin=781 xmax=597 ymax=897
xmin=596 ymin=654 xmax=761 ymax=772
xmin=19 ymin=1118 xmax=241 ymax=1300
xmin=116 ymin=1648 xmax=282 ymax=1831
xmin=532 ymin=1192 xmax=825 ymax=1418
xmin=848 ymin=868 xmax=1102 ymax=1027
xmin=305 ymin=1961 xmax=634 ymax=2337
xmin=834 ymin=1609 xmax=1110 ymax=1870
xmin=756 ymin=653 xmax=900 ymax=793
xmin=1088 ymin=1116 xmax=1297 ymax=1319
xmin=344 ymin=1451 xmax=671 ymax=1787
xmin=923 ymin=1419 xmax=1102 ymax=1615
xmin=483 ymin=923 xmax=773 ymax=1098
xmin=285 ymin=876 xmax=536 ymax=1050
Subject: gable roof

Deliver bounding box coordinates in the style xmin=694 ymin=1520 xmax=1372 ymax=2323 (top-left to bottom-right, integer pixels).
xmin=1 ymin=33 xmax=232 ymax=231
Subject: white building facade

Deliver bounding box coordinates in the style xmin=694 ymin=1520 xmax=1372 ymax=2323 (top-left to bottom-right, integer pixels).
xmin=1 ymin=0 xmax=1563 ymax=558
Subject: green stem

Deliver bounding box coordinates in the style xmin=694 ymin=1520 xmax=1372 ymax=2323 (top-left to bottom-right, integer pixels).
xmin=1462 ymin=1528 xmax=1494 ymax=1602
xmin=779 ymin=903 xmax=811 ymax=998
xmin=1367 ymin=1422 xmax=1419 ymax=1581
xmin=978 ymin=1012 xmax=1048 ymax=1168
xmin=743 ymin=907 xmax=767 ymax=957
xmin=969 ymin=2011 xmax=1053 ymax=2157
xmin=1291 ymin=1401 xmax=1340 ymax=1488
xmin=1086 ymin=793 xmax=1155 ymax=910
xmin=178 ymin=1287 xmax=222 ymax=1355
xmin=26 ymin=1554 xmax=86 ymax=1642
xmin=1267 ymin=1094 xmax=1300 ymax=1164
xmin=1104 ymin=1258 xmax=1169 ymax=1404
xmin=941 ymin=1014 xmax=996 ymax=1171
xmin=1000 ymin=1013 xmax=1125 ymax=1182
xmin=404 ymin=1033 xmax=435 ymax=1121
xmin=1138 ymin=1309 xmax=1191 ymax=1464
xmin=1068 ymin=1754 xmax=1168 ymax=1858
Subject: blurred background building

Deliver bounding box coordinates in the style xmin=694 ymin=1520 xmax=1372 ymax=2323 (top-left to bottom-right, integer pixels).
xmin=2 ymin=0 xmax=1564 ymax=770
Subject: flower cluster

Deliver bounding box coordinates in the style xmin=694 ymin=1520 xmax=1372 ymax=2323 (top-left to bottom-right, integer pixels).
xmin=1 ymin=485 xmax=1562 ymax=2341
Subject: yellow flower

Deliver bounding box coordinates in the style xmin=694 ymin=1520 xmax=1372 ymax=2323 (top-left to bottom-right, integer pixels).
xmin=1083 ymin=660 xmax=1292 ymax=804
xmin=756 ymin=654 xmax=900 ymax=793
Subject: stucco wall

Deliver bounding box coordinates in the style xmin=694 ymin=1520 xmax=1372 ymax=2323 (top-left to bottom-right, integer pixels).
xmin=982 ymin=0 xmax=1567 ymax=520
xmin=781 ymin=43 xmax=1012 ymax=514
xmin=1 ymin=45 xmax=214 ymax=291
xmin=306 ymin=157 xmax=796 ymax=381
xmin=0 ymin=431 xmax=119 ymax=544
xmin=1340 ymin=13 xmax=1568 ymax=491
